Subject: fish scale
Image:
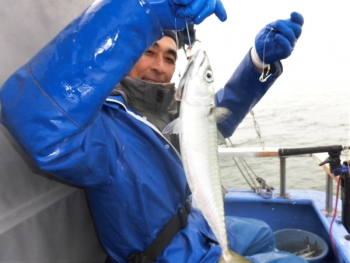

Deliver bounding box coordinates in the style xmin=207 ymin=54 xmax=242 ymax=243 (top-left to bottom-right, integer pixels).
xmin=163 ymin=49 xmax=250 ymax=262
xmin=180 ymin=86 xmax=230 ymax=260
xmin=164 ymin=49 xmax=230 ymax=261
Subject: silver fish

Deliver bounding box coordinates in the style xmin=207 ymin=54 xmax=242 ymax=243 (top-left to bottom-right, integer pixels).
xmin=163 ymin=50 xmax=249 ymax=262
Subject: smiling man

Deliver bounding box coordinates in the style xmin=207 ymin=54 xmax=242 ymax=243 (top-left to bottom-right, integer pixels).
xmin=0 ymin=0 xmax=306 ymax=262
xmin=128 ymin=30 xmax=177 ymax=83
xmin=111 ymin=30 xmax=180 ymax=135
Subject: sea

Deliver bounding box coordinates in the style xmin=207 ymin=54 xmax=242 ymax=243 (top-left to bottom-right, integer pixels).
xmin=219 ymin=88 xmax=349 ymax=192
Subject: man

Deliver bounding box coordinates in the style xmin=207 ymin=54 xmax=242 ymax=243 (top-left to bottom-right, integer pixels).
xmin=0 ymin=0 xmax=305 ymax=262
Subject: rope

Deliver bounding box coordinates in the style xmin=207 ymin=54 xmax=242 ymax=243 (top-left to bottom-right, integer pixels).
xmin=250 ymin=109 xmax=265 ymax=150
xmin=225 ymin=138 xmax=273 ymax=199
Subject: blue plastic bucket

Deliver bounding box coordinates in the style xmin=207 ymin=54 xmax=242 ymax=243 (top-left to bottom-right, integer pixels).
xmin=274 ymin=229 xmax=328 ymax=263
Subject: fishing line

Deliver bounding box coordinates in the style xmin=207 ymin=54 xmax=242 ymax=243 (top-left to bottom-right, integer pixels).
xmin=259 ymin=27 xmax=273 ymax=82
xmin=261 ymin=27 xmax=274 ymax=69
xmin=225 ymin=139 xmax=257 ymax=188
xmin=173 ymin=18 xmax=182 ymax=84
xmin=185 ymin=21 xmax=192 ymax=50
xmin=175 ymin=18 xmax=179 ymax=48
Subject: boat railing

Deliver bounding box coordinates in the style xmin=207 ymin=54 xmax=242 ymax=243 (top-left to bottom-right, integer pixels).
xmin=218 ymin=147 xmax=337 ymax=215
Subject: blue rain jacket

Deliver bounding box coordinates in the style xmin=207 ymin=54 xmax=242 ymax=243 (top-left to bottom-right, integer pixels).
xmin=0 ymin=0 xmax=286 ymax=262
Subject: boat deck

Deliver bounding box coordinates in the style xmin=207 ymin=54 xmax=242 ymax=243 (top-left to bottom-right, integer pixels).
xmin=225 ymin=189 xmax=350 ymax=262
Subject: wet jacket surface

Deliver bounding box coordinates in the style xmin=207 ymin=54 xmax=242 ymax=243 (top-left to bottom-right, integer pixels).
xmin=0 ymin=0 xmax=282 ymax=262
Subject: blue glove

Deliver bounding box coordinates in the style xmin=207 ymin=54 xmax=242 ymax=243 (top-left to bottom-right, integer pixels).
xmin=149 ymin=0 xmax=227 ymax=30
xmin=253 ymin=12 xmax=304 ymax=65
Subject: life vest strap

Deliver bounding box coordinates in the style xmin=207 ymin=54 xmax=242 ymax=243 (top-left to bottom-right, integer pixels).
xmin=127 ymin=199 xmax=191 ymax=263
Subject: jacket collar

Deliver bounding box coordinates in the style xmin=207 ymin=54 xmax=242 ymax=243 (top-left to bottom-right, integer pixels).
xmin=111 ymin=76 xmax=176 ymax=113
xmin=110 ymin=76 xmax=178 ymax=132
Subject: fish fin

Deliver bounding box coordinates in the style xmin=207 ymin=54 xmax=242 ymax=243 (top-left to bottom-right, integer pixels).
xmin=210 ymin=107 xmax=232 ymax=123
xmin=174 ymin=84 xmax=183 ymax=101
xmin=162 ymin=118 xmax=182 ymax=134
xmin=217 ymin=130 xmax=226 ymax=145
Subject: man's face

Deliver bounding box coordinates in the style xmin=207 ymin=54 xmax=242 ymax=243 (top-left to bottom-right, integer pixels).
xmin=128 ymin=36 xmax=177 ymax=83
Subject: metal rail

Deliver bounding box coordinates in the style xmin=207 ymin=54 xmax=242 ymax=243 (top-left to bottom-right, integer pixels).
xmin=218 ymin=147 xmax=334 ymax=213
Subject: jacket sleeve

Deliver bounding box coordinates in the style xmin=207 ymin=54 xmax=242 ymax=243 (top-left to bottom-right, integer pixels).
xmin=216 ymin=49 xmax=283 ymax=138
xmin=0 ymin=0 xmax=163 ymax=186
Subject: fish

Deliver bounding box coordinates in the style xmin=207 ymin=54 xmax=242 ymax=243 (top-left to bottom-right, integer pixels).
xmin=293 ymin=237 xmax=323 ymax=258
xmin=163 ymin=49 xmax=250 ymax=263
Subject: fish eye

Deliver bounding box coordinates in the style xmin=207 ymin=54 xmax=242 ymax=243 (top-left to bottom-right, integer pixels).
xmin=205 ymin=70 xmax=214 ymax=82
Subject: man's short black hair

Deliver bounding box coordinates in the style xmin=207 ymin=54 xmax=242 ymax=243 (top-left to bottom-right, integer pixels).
xmin=163 ymin=29 xmax=178 ymax=47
